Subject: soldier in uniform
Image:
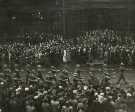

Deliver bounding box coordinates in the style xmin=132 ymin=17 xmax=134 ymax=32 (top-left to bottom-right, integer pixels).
xmin=117 ymin=63 xmax=127 ymax=84
xmin=74 ymin=64 xmax=81 ymax=77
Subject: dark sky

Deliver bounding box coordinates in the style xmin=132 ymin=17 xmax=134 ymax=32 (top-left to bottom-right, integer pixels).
xmin=0 ymin=0 xmax=132 ymax=20
xmin=0 ymin=0 xmax=134 ymax=10
xmin=0 ymin=0 xmax=134 ymax=35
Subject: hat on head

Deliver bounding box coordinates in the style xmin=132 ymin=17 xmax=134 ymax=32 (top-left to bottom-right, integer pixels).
xmin=37 ymin=65 xmax=42 ymax=68
xmin=0 ymin=82 xmax=4 ymax=85
xmin=62 ymin=69 xmax=68 ymax=74
xmin=76 ymin=64 xmax=80 ymax=68
xmin=120 ymin=62 xmax=124 ymax=66
xmin=106 ymin=86 xmax=111 ymax=90
xmin=104 ymin=72 xmax=109 ymax=75
xmin=100 ymin=92 xmax=105 ymax=96
xmin=51 ymin=66 xmax=56 ymax=69
xmin=34 ymin=95 xmax=39 ymax=100
xmin=105 ymin=75 xmax=110 ymax=79
xmin=120 ymin=63 xmax=125 ymax=71
xmin=14 ymin=64 xmax=18 ymax=67
xmin=83 ymin=86 xmax=88 ymax=90
xmin=73 ymin=73 xmax=78 ymax=77
xmin=25 ymin=87 xmax=29 ymax=92
xmin=77 ymin=103 xmax=84 ymax=109
xmin=73 ymin=90 xmax=77 ymax=94
xmin=15 ymin=69 xmax=19 ymax=72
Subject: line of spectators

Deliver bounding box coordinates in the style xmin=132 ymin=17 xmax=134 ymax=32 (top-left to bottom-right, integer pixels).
xmin=0 ymin=29 xmax=135 ymax=67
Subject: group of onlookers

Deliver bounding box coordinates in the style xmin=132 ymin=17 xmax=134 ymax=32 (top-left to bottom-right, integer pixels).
xmin=0 ymin=29 xmax=135 ymax=66
xmin=0 ymin=29 xmax=135 ymax=112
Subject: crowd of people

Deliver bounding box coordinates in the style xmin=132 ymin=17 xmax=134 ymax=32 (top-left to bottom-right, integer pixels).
xmin=0 ymin=29 xmax=135 ymax=67
xmin=0 ymin=29 xmax=135 ymax=112
xmin=0 ymin=63 xmax=135 ymax=112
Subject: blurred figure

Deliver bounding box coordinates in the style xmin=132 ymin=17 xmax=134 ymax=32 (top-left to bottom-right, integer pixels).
xmin=117 ymin=63 xmax=127 ymax=84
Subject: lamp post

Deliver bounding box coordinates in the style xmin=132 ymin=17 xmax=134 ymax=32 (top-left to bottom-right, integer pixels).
xmin=127 ymin=0 xmax=130 ymax=35
xmin=62 ymin=0 xmax=66 ymax=37
xmin=56 ymin=0 xmax=66 ymax=36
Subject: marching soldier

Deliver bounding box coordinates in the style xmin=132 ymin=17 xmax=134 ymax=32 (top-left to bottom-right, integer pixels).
xmin=117 ymin=63 xmax=127 ymax=84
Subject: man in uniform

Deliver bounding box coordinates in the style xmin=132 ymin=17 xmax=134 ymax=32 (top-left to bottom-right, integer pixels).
xmin=117 ymin=63 xmax=127 ymax=84
xmin=74 ymin=64 xmax=81 ymax=77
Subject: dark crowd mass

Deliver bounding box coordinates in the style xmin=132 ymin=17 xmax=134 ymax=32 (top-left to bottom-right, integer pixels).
xmin=0 ymin=29 xmax=135 ymax=67
xmin=0 ymin=29 xmax=135 ymax=112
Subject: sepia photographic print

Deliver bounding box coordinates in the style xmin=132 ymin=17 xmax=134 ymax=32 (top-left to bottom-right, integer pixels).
xmin=0 ymin=0 xmax=135 ymax=112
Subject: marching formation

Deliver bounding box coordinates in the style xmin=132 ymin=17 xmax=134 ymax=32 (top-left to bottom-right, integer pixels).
xmin=0 ymin=64 xmax=135 ymax=112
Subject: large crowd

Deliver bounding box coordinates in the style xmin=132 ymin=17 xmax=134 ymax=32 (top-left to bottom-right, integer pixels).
xmin=0 ymin=29 xmax=135 ymax=67
xmin=0 ymin=29 xmax=135 ymax=112
xmin=0 ymin=64 xmax=135 ymax=112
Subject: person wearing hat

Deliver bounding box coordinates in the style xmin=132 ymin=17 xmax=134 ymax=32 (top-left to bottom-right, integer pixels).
xmin=101 ymin=75 xmax=111 ymax=88
xmin=3 ymin=67 xmax=12 ymax=87
xmin=50 ymin=66 xmax=60 ymax=74
xmin=14 ymin=68 xmax=21 ymax=79
xmin=41 ymin=99 xmax=51 ymax=112
xmin=88 ymin=72 xmax=99 ymax=87
xmin=77 ymin=102 xmax=85 ymax=112
xmin=25 ymin=100 xmax=36 ymax=112
xmin=36 ymin=70 xmax=44 ymax=82
xmin=60 ymin=70 xmax=71 ymax=83
xmin=117 ymin=63 xmax=127 ymax=84
xmin=63 ymin=49 xmax=69 ymax=64
xmin=25 ymin=70 xmax=31 ymax=85
xmin=50 ymin=99 xmax=60 ymax=112
xmin=74 ymin=64 xmax=81 ymax=77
